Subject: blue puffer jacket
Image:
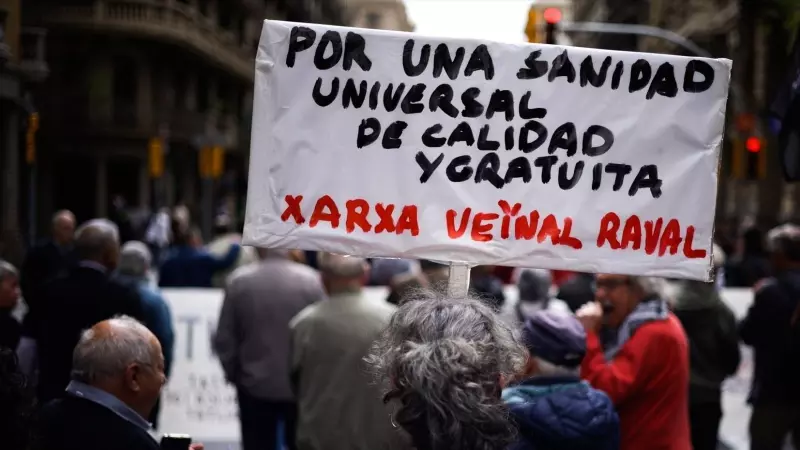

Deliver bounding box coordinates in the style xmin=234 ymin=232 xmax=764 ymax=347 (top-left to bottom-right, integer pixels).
xmin=503 ymin=375 xmax=620 ymax=450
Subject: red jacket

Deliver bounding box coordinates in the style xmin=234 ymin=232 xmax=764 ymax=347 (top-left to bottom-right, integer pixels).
xmin=581 ymin=314 xmax=691 ymax=450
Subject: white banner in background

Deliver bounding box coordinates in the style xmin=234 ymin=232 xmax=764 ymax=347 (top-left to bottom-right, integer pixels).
xmin=244 ymin=21 xmax=732 ymax=281
xmin=158 ymin=290 xmax=238 ymax=443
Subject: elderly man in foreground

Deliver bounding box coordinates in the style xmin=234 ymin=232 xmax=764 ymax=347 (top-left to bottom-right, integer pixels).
xmin=577 ymin=275 xmax=690 ymax=450
xmin=40 ymin=316 xmax=201 ymax=450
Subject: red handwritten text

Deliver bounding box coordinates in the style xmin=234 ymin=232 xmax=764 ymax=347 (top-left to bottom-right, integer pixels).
xmin=280 ymin=195 xmax=420 ymax=236
xmin=596 ymin=212 xmax=707 ymax=259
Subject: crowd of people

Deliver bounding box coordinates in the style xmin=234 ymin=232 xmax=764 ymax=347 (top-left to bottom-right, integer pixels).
xmin=0 ymin=205 xmax=799 ymax=450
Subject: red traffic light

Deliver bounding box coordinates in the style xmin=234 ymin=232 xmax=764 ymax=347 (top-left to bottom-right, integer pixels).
xmin=745 ymin=137 xmax=762 ymax=153
xmin=543 ymin=8 xmax=562 ymax=24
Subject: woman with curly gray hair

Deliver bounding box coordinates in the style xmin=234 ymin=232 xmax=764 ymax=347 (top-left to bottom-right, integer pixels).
xmin=367 ymin=292 xmax=527 ymax=450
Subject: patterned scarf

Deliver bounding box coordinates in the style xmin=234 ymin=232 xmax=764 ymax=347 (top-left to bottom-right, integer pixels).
xmin=604 ymin=296 xmax=669 ymax=361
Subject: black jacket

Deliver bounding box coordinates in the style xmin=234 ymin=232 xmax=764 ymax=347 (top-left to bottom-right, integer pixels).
xmin=20 ymin=241 xmax=74 ymax=310
xmin=0 ymin=309 xmax=21 ymax=351
xmin=740 ymin=269 xmax=800 ymax=404
xmin=672 ymin=281 xmax=741 ymax=404
xmin=34 ymin=266 xmax=145 ymax=403
xmin=40 ymin=396 xmax=159 ymax=450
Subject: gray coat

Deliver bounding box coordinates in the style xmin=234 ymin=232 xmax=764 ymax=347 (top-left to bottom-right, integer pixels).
xmin=213 ymin=256 xmax=325 ymax=401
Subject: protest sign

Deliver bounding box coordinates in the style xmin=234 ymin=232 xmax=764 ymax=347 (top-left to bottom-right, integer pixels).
xmin=243 ymin=20 xmax=732 ymax=281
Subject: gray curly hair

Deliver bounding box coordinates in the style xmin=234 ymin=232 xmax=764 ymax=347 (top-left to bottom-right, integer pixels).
xmin=366 ymin=292 xmax=526 ymax=450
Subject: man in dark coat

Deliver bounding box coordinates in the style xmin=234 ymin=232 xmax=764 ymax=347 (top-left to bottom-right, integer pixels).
xmin=40 ymin=317 xmax=183 ymax=450
xmin=739 ymin=223 xmax=800 ymax=449
xmin=20 ymin=210 xmax=76 ymax=310
xmin=672 ymin=245 xmax=740 ymax=450
xmin=0 ymin=260 xmax=22 ymax=350
xmin=33 ymin=219 xmax=146 ymax=403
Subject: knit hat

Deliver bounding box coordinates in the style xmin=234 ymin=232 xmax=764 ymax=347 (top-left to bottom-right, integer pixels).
xmin=521 ymin=310 xmax=586 ymax=368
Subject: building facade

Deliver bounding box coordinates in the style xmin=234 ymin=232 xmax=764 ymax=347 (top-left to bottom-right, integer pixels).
xmin=344 ymin=0 xmax=413 ymax=32
xmin=17 ymin=0 xmax=343 ymax=242
xmin=1 ymin=0 xmax=49 ymax=265
xmin=570 ymin=0 xmax=798 ymax=226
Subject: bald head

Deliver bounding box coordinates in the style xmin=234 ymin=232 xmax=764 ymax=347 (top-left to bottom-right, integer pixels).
xmin=75 ymin=219 xmax=120 ymax=269
xmin=318 ymin=253 xmax=368 ymax=278
xmin=72 ymin=316 xmax=158 ymax=384
xmin=52 ymin=210 xmax=76 ymax=246
xmin=318 ymin=253 xmax=368 ymax=294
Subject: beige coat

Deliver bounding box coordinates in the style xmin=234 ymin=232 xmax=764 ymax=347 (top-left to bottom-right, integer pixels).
xmin=290 ymin=292 xmax=411 ymax=450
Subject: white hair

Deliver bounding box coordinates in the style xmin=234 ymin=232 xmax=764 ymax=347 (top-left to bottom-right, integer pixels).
xmin=368 ymin=293 xmax=526 ymax=450
xmin=76 ymin=218 xmax=119 ymax=242
xmin=533 ymin=357 xmax=580 ymax=377
xmin=0 ymin=259 xmax=18 ymax=282
xmin=767 ymin=223 xmax=800 ymax=260
xmin=630 ymin=276 xmax=668 ymax=298
xmin=74 ymin=219 xmax=120 ymax=261
xmin=71 ymin=316 xmax=156 ymax=383
xmin=118 ymin=241 xmax=152 ymax=277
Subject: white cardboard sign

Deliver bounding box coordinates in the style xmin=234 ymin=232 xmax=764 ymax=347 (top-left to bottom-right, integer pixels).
xmin=244 ymin=20 xmax=732 ymax=281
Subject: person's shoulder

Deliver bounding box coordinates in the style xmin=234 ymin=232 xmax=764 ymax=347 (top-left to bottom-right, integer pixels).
xmin=365 ymin=297 xmax=397 ymax=321
xmin=225 ymin=263 xmax=260 ymax=286
xmin=753 ymin=277 xmax=783 ymax=298
xmin=290 ymin=302 xmax=321 ymax=330
xmin=548 ymin=298 xmax=572 ymax=314
xmin=636 ymin=314 xmax=688 ymax=345
xmin=108 ymin=276 xmax=140 ymax=295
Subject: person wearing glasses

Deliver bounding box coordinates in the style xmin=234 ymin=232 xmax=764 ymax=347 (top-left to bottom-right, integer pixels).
xmin=576 ymin=275 xmax=690 ymax=450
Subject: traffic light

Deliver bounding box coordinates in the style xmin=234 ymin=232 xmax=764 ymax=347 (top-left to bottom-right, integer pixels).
xmin=148 ymin=137 xmax=164 ymax=178
xmin=745 ymin=136 xmax=767 ymax=179
xmin=26 ymin=113 xmax=39 ymax=165
xmin=731 ymin=113 xmax=767 ymax=180
xmin=524 ymin=6 xmax=541 ymax=43
xmin=210 ymin=145 xmax=225 ymax=178
xmin=731 ymin=135 xmax=767 ymax=180
xmin=544 ymin=7 xmax=561 ymax=44
xmin=198 ymin=146 xmax=225 ymax=179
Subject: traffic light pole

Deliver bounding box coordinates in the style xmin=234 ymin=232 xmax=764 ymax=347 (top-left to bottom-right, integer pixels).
xmin=559 ymin=21 xmax=744 ymax=114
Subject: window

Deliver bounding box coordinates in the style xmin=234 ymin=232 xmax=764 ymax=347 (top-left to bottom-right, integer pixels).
xmin=0 ymin=9 xmax=8 ymax=45
xmin=113 ymin=57 xmax=137 ymax=126
xmin=365 ymin=12 xmax=382 ymax=29
xmin=174 ymin=71 xmax=187 ymax=110
xmin=197 ymin=76 xmax=209 ymax=112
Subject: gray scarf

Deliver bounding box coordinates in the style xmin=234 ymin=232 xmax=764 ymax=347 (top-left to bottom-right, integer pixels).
xmin=604 ymin=297 xmax=669 ymax=361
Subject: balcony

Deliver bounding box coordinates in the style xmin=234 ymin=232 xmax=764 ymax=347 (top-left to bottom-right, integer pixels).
xmin=20 ymin=27 xmax=50 ymax=82
xmin=42 ymin=0 xmax=254 ymax=81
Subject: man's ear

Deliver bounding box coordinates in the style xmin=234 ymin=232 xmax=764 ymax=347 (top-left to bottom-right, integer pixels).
xmin=124 ymin=363 xmax=142 ymax=392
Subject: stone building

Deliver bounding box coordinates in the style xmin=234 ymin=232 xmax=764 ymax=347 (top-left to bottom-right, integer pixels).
xmin=18 ymin=0 xmax=343 ymax=239
xmin=570 ymin=0 xmax=798 ymax=225
xmin=1 ymin=0 xmax=49 ymax=264
xmin=344 ymin=0 xmax=414 ymax=32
